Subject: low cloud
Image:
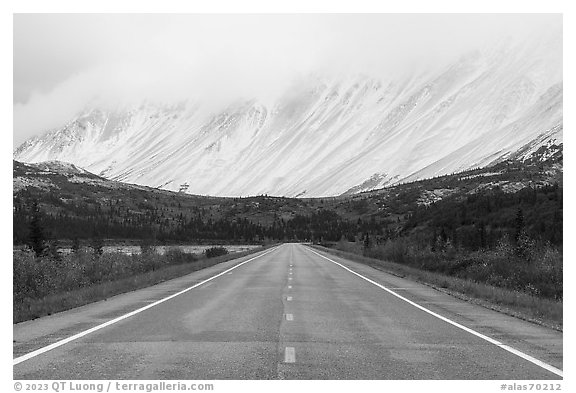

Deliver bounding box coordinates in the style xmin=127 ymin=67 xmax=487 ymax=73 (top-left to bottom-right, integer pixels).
xmin=13 ymin=13 xmax=561 ymax=146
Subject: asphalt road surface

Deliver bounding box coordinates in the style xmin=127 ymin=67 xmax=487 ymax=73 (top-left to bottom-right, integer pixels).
xmin=14 ymin=243 xmax=563 ymax=379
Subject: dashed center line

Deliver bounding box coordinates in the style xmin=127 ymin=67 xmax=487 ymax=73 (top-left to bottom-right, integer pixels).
xmin=286 ymin=314 xmax=294 ymax=321
xmin=287 ymin=296 xmax=293 ymax=301
xmin=288 ymin=285 xmax=292 ymax=289
xmin=288 ymin=277 xmax=293 ymax=281
xmin=284 ymin=347 xmax=296 ymax=363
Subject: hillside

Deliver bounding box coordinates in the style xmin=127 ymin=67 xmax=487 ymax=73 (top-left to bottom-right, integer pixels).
xmin=14 ymin=34 xmax=562 ymax=197
xmin=13 ymin=139 xmax=562 ymax=248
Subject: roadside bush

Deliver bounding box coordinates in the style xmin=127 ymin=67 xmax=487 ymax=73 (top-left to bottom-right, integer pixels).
xmin=205 ymin=246 xmax=228 ymax=258
xmin=139 ymin=238 xmax=157 ymax=256
xmin=165 ymin=247 xmax=198 ymax=265
xmin=13 ymin=245 xmax=266 ymax=323
xmin=13 ymin=246 xmax=206 ymax=315
xmin=13 ymin=250 xmax=40 ymax=303
xmin=334 ymin=234 xmax=562 ymax=301
xmin=364 ymin=237 xmax=409 ymax=263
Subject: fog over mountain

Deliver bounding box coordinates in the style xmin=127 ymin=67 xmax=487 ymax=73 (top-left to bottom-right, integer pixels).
xmin=13 ymin=14 xmax=562 ymax=197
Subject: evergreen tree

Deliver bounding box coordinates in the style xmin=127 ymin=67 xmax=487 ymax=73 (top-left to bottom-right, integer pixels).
xmin=91 ymin=237 xmax=104 ymax=257
xmin=514 ymin=207 xmax=524 ymax=243
xmin=431 ymin=228 xmax=438 ymax=252
xmin=478 ymin=221 xmax=487 ymax=249
xmin=47 ymin=239 xmax=61 ymax=260
xmin=440 ymin=227 xmax=448 ymax=244
xmin=139 ymin=238 xmax=156 ymax=255
xmin=71 ymin=237 xmax=81 ymax=253
xmin=27 ymin=200 xmax=45 ymax=257
xmin=363 ymin=232 xmax=371 ymax=249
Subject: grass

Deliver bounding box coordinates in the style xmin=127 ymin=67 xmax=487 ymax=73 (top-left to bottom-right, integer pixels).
xmin=312 ymin=244 xmax=562 ymax=331
xmin=13 ymin=245 xmax=275 ymax=324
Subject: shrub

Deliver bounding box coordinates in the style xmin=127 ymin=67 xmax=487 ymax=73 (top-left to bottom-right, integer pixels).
xmin=333 ymin=233 xmax=562 ymax=301
xmin=139 ymin=238 xmax=157 ymax=256
xmin=364 ymin=238 xmax=409 ymax=264
xmin=13 ymin=246 xmax=203 ymax=313
xmin=205 ymin=246 xmax=228 ymax=258
xmin=165 ymin=248 xmax=198 ymax=265
xmin=13 ymin=245 xmax=265 ymax=322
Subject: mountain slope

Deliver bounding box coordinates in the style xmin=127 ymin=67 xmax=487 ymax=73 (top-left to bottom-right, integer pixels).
xmin=14 ymin=35 xmax=562 ymax=197
xmin=12 ymin=144 xmax=562 ymax=244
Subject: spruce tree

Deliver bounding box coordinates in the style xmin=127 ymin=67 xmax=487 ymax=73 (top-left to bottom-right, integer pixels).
xmin=47 ymin=240 xmax=61 ymax=260
xmin=363 ymin=232 xmax=371 ymax=249
xmin=91 ymin=237 xmax=104 ymax=257
xmin=71 ymin=237 xmax=81 ymax=253
xmin=28 ymin=200 xmax=45 ymax=257
xmin=479 ymin=222 xmax=487 ymax=249
xmin=515 ymin=207 xmax=524 ymax=243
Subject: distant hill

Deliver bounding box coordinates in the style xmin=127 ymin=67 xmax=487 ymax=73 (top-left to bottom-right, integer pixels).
xmin=13 ymin=140 xmax=562 ymax=247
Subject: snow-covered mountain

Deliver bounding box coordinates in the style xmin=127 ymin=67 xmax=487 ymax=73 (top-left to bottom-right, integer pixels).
xmin=13 ymin=35 xmax=562 ymax=197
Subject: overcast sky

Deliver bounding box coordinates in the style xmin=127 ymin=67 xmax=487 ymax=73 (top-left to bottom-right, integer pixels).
xmin=13 ymin=13 xmax=561 ymax=147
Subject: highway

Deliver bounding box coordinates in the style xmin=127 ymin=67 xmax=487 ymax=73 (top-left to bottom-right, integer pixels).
xmin=13 ymin=243 xmax=563 ymax=379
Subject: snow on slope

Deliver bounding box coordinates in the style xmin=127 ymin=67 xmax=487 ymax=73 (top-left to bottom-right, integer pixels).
xmin=14 ymin=35 xmax=562 ymax=197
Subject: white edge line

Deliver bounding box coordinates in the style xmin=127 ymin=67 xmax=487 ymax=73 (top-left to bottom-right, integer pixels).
xmin=305 ymin=246 xmax=563 ymax=378
xmin=13 ymin=245 xmax=282 ymax=366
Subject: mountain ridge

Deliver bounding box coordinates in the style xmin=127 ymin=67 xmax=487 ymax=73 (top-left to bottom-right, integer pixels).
xmin=14 ymin=37 xmax=562 ymax=197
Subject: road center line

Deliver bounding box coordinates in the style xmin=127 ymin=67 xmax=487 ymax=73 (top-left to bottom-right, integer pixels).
xmin=284 ymin=347 xmax=296 ymax=363
xmin=305 ymin=246 xmax=563 ymax=378
xmin=287 ymin=296 xmax=293 ymax=301
xmin=13 ymin=245 xmax=282 ymax=366
xmin=286 ymin=314 xmax=294 ymax=321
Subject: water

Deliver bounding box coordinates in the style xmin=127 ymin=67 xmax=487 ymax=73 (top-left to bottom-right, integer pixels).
xmin=53 ymin=244 xmax=261 ymax=256
xmin=105 ymin=244 xmax=260 ymax=255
